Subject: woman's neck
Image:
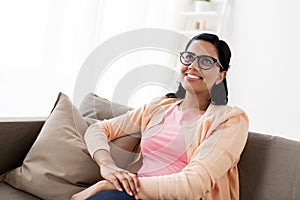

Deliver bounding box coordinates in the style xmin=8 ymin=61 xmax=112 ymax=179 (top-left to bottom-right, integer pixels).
xmin=180 ymin=92 xmax=210 ymax=114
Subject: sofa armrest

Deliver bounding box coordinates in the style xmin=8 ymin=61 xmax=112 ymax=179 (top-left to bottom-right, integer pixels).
xmin=0 ymin=117 xmax=46 ymax=175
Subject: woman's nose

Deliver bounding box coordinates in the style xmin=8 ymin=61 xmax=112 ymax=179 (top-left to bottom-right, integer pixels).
xmin=188 ymin=60 xmax=199 ymax=70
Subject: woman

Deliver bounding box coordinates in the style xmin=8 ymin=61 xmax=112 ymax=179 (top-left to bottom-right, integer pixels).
xmin=72 ymin=33 xmax=249 ymax=200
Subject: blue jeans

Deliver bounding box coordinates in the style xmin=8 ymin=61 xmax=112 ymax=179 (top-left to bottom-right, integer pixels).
xmin=87 ymin=190 xmax=135 ymax=200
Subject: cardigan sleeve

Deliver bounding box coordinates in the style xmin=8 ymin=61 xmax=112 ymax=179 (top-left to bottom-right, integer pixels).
xmin=84 ymin=96 xmax=171 ymax=158
xmin=137 ymin=107 xmax=249 ymax=200
xmin=84 ymin=104 xmax=146 ymax=157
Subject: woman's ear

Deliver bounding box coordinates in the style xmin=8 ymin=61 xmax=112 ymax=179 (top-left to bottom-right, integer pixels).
xmin=216 ymin=71 xmax=227 ymax=85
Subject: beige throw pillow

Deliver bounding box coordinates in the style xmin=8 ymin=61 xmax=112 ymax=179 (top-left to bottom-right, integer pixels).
xmin=79 ymin=93 xmax=133 ymax=120
xmin=3 ymin=92 xmax=101 ymax=200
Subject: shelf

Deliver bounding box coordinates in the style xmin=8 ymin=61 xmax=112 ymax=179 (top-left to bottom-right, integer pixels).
xmin=181 ymin=11 xmax=218 ymax=18
xmin=180 ymin=0 xmax=230 ymax=35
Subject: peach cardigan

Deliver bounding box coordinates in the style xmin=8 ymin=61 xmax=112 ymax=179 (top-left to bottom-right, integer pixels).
xmin=85 ymin=96 xmax=249 ymax=200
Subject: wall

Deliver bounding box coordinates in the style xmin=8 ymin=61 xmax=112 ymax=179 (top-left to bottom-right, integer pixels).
xmin=1 ymin=0 xmax=299 ymax=141
xmin=0 ymin=0 xmax=188 ymax=118
xmin=222 ymin=0 xmax=300 ymax=141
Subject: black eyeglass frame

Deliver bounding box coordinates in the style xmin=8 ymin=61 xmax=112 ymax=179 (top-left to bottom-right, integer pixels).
xmin=180 ymin=51 xmax=224 ymax=70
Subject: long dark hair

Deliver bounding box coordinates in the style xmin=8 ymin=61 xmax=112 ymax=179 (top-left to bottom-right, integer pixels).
xmin=171 ymin=33 xmax=232 ymax=105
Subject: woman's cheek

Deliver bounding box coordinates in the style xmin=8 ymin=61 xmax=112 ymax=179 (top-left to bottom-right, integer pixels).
xmin=180 ymin=65 xmax=188 ymax=74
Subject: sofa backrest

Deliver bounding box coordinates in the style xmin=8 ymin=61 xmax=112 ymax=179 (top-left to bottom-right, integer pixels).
xmin=0 ymin=118 xmax=45 ymax=175
xmin=238 ymin=132 xmax=300 ymax=200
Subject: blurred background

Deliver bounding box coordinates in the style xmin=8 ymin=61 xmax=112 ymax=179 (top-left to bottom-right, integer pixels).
xmin=1 ymin=0 xmax=299 ymax=141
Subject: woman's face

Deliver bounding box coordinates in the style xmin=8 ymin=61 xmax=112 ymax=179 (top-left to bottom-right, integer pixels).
xmin=180 ymin=40 xmax=226 ymax=96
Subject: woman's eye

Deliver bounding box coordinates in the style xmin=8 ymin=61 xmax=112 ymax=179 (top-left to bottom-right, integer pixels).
xmin=202 ymin=58 xmax=213 ymax=66
xmin=185 ymin=55 xmax=193 ymax=60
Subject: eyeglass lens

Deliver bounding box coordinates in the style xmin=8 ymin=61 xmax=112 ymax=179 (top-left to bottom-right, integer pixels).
xmin=180 ymin=52 xmax=215 ymax=70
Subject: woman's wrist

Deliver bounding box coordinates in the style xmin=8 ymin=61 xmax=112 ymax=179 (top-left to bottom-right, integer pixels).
xmin=93 ymin=149 xmax=118 ymax=168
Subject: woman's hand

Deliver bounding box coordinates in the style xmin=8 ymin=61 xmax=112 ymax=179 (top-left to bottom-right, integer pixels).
xmin=93 ymin=150 xmax=140 ymax=199
xmin=71 ymin=180 xmax=114 ymax=200
xmin=100 ymin=164 xmax=140 ymax=199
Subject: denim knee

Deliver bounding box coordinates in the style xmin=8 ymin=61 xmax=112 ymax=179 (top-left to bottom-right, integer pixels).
xmin=87 ymin=190 xmax=135 ymax=200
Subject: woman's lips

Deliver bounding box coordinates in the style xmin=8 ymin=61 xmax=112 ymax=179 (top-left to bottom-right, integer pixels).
xmin=185 ymin=73 xmax=203 ymax=81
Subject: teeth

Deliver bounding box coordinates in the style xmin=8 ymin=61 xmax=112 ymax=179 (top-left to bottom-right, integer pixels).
xmin=187 ymin=73 xmax=200 ymax=79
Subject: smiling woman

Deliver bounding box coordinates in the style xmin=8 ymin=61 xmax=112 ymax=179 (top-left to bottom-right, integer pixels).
xmin=179 ymin=33 xmax=230 ymax=106
xmin=72 ymin=33 xmax=249 ymax=200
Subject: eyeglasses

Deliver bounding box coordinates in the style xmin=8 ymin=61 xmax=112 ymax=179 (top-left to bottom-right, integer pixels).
xmin=180 ymin=51 xmax=224 ymax=70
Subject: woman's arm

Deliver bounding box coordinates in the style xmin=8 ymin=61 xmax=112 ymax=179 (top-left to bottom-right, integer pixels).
xmin=83 ymin=103 xmax=149 ymax=199
xmin=84 ymin=103 xmax=147 ymax=157
xmin=92 ymin=149 xmax=140 ymax=199
xmin=84 ymin=96 xmax=172 ymax=162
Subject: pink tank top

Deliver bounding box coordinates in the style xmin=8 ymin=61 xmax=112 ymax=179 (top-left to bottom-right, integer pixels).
xmin=138 ymin=104 xmax=201 ymax=177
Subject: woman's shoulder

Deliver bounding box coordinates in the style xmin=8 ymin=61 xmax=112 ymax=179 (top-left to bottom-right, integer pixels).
xmin=209 ymin=103 xmax=246 ymax=114
xmin=204 ymin=105 xmax=249 ymax=134
xmin=208 ymin=104 xmax=249 ymax=122
xmin=227 ymin=105 xmax=248 ymax=118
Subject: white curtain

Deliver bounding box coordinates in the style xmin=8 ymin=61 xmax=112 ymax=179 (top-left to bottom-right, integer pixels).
xmin=93 ymin=0 xmax=191 ymax=107
xmin=0 ymin=0 xmax=190 ymax=117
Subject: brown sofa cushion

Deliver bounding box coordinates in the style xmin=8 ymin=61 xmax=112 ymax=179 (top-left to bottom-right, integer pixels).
xmin=79 ymin=92 xmax=141 ymax=169
xmin=2 ymin=93 xmax=102 ymax=200
xmin=238 ymin=132 xmax=300 ymax=200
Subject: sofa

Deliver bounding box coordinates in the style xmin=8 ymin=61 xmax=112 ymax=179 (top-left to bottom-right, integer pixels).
xmin=1 ymin=92 xmax=300 ymax=200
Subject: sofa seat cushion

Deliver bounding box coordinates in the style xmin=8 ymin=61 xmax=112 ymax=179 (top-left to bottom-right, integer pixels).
xmin=0 ymin=182 xmax=41 ymax=200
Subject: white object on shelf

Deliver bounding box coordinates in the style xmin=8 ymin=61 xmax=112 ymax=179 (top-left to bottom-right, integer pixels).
xmin=178 ymin=30 xmax=217 ymax=36
xmin=194 ymin=1 xmax=212 ymax=12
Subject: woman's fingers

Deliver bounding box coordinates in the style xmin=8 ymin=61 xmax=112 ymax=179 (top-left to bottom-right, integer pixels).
xmin=123 ymin=173 xmax=137 ymax=196
xmin=131 ymin=173 xmax=140 ymax=192
xmin=109 ymin=170 xmax=140 ymax=198
xmin=114 ymin=171 xmax=135 ymax=195
xmin=129 ymin=173 xmax=140 ymax=200
xmin=108 ymin=174 xmax=123 ymax=192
